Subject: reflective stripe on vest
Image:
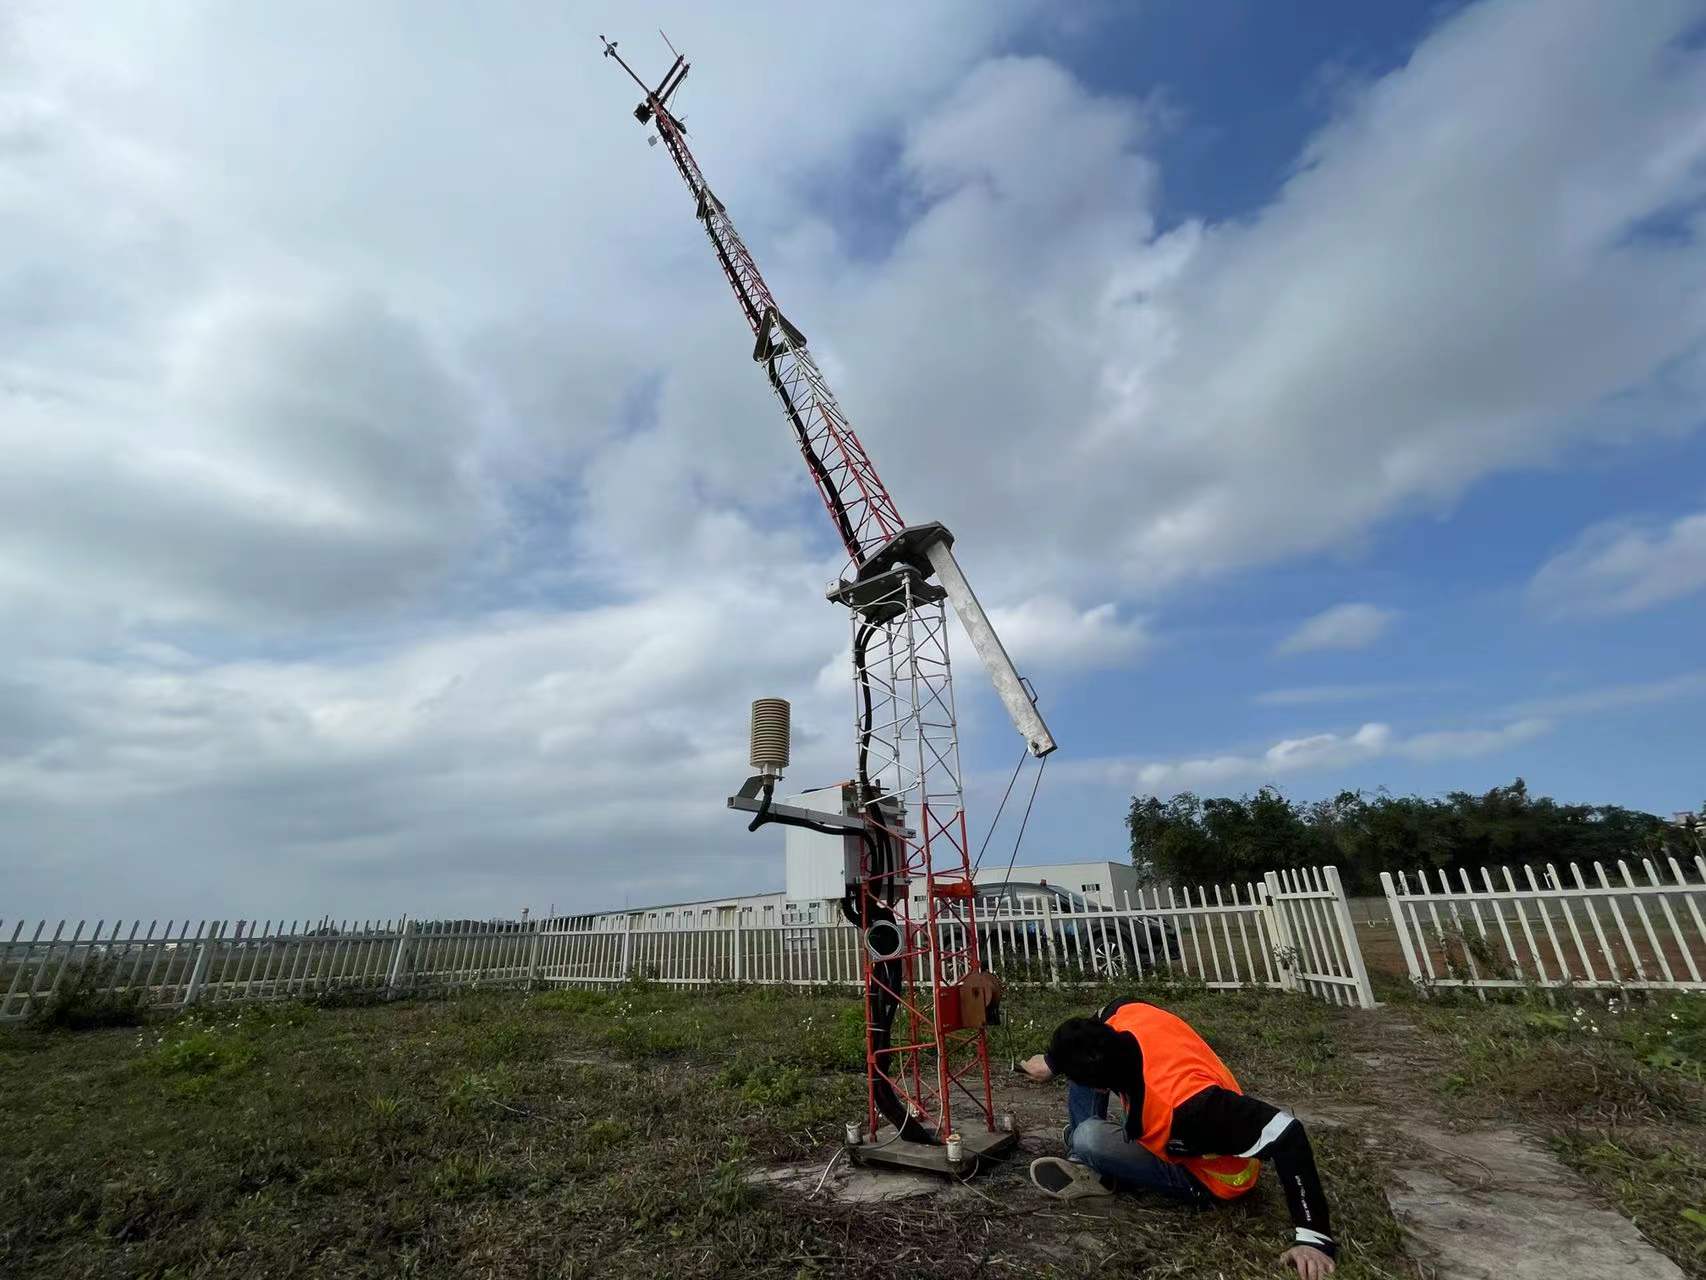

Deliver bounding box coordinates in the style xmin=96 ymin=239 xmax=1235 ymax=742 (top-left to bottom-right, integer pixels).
xmin=1198 ymin=1157 xmax=1259 ymax=1190
xmin=1105 ymin=1002 xmax=1260 ymax=1200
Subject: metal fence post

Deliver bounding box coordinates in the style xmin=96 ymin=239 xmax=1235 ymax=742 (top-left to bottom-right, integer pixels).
xmin=1324 ymin=867 xmax=1377 ymax=1009
xmin=182 ymin=921 xmax=219 ymax=1008
xmin=731 ymin=914 xmax=744 ymax=983
xmin=223 ymin=919 xmax=247 ymax=1003
xmin=621 ymin=915 xmax=633 ymax=980
xmin=1040 ymin=896 xmax=1060 ymax=987
xmin=525 ymin=918 xmax=543 ymax=989
xmin=1261 ymin=873 xmax=1301 ymax=993
xmin=386 ymin=917 xmax=414 ymax=993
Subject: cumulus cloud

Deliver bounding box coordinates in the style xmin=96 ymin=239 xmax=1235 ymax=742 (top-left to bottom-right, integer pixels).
xmin=0 ymin=586 xmax=855 ymax=915
xmin=5 ymin=1 xmax=1706 ymax=914
xmin=985 ymin=598 xmax=1151 ymax=672
xmin=1071 ymin=716 xmax=1548 ymax=794
xmin=819 ymin=0 xmax=1706 ymax=599
xmin=1529 ymin=509 xmax=1706 ymax=617
xmin=1276 ymin=603 xmax=1398 ymax=655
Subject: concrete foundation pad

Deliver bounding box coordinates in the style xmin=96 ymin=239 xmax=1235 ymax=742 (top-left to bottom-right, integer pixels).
xmin=851 ymin=1124 xmax=1019 ymax=1177
xmin=746 ymin=1159 xmax=943 ymax=1204
xmin=1387 ymin=1123 xmax=1685 ymax=1280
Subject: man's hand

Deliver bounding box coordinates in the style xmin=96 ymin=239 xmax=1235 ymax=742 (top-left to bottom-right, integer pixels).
xmin=1020 ymin=1053 xmax=1054 ymax=1082
xmin=1279 ymin=1245 xmax=1335 ymax=1279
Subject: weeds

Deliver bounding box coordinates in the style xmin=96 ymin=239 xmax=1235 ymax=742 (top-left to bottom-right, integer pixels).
xmin=718 ymin=1059 xmax=811 ymax=1106
xmin=429 ymin=1153 xmax=503 ymax=1201
xmin=1553 ymin=1130 xmax=1706 ymax=1276
xmin=1421 ymin=990 xmax=1706 ymax=1124
xmin=149 ymin=1029 xmax=255 ymax=1078
xmin=473 ymin=1018 xmax=550 ymax=1064
xmin=703 ymin=1152 xmax=755 ymax=1220
xmin=26 ymin=958 xmax=146 ymax=1031
xmin=3 ymin=982 xmax=1699 ymax=1279
xmin=443 ymin=1067 xmax=517 ymax=1116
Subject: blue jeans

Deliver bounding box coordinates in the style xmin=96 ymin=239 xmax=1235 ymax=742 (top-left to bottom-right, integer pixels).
xmin=1065 ymin=1084 xmax=1210 ymax=1203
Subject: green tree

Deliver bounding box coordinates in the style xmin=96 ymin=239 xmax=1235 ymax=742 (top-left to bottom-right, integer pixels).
xmin=1126 ymin=778 xmax=1682 ymax=889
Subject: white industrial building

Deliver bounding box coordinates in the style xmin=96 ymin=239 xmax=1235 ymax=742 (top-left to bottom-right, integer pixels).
xmin=572 ymin=785 xmax=1144 ymax=931
xmin=578 ymin=859 xmax=1143 ymax=932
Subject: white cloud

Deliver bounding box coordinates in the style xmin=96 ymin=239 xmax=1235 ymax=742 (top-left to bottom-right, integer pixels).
xmin=1276 ymin=603 xmax=1397 ymax=655
xmin=0 ymin=587 xmax=856 ymax=915
xmin=1254 ymin=682 xmax=1426 ymax=706
xmin=1397 ymin=718 xmax=1550 ymax=762
xmin=985 ymin=598 xmax=1150 ymax=672
xmin=0 ymin=1 xmax=1032 ymax=641
xmin=5 ymin=1 xmax=1706 ymax=913
xmin=818 ymin=0 xmax=1706 ymax=600
xmin=1070 ymin=717 xmax=1548 ymax=794
xmin=1529 ymin=510 xmax=1706 ymax=617
xmin=1501 ymin=671 xmax=1706 ymax=718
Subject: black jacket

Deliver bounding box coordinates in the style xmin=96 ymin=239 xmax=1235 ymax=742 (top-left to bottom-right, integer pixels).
xmin=1058 ymin=998 xmax=1338 ymax=1260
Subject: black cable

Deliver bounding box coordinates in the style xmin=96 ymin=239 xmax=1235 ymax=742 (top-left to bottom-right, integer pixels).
xmin=746 ymin=780 xmax=775 ymax=832
xmin=847 ymin=620 xmax=932 ymax=1143
xmin=851 ymin=624 xmax=898 ymax=905
xmin=971 ymin=748 xmax=1030 ymax=879
xmin=852 ymin=623 xmax=877 ymax=807
xmin=767 ymin=353 xmax=861 ymax=565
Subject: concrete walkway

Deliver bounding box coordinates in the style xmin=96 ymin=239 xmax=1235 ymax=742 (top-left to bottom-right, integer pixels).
xmin=1386 ymin=1121 xmax=1685 ymax=1280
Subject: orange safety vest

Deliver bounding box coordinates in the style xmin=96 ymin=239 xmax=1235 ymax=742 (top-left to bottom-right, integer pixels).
xmin=1105 ymin=1002 xmax=1261 ymax=1200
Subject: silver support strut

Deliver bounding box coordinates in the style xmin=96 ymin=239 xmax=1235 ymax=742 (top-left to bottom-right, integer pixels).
xmin=920 ymin=538 xmax=1057 ymax=758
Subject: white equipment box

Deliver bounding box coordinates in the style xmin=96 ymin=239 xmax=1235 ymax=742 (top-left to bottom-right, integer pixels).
xmin=783 ymin=784 xmax=861 ymax=902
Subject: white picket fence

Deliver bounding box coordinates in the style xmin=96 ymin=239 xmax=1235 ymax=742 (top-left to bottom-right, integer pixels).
xmin=1380 ymin=855 xmax=1706 ymax=993
xmin=1264 ymin=866 xmax=1377 ymax=1008
xmin=541 ymin=883 xmax=1301 ymax=992
xmin=1 ymin=865 xmax=1380 ymax=1021
xmin=0 ymin=917 xmax=537 ymax=1020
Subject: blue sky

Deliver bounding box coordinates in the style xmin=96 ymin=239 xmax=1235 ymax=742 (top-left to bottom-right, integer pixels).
xmin=3 ymin=0 xmax=1704 ymax=919
xmin=1048 ymin=0 xmax=1472 ymax=226
xmin=945 ymin=0 xmax=1706 ymax=864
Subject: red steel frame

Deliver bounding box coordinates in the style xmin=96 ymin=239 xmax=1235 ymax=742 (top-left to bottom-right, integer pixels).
xmin=851 ymin=575 xmax=995 ymax=1141
xmin=603 ymin=39 xmax=995 ymax=1142
xmin=646 ymin=70 xmax=902 ymax=569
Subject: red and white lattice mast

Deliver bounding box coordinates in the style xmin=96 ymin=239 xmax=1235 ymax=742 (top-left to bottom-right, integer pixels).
xmin=602 ymin=37 xmax=1055 ymax=1164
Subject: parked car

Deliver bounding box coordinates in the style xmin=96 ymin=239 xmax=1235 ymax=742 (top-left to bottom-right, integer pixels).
xmin=966 ymin=881 xmax=1182 ymax=976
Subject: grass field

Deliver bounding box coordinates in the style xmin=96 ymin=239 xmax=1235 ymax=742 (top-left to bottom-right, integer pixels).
xmin=2 ymin=978 xmax=1703 ymax=1278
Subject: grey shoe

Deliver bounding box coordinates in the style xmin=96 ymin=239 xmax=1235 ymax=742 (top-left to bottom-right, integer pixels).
xmin=1030 ymin=1156 xmax=1115 ymax=1200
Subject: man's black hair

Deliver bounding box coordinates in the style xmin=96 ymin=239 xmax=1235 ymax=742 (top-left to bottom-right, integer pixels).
xmin=1046 ymin=1016 xmax=1138 ymax=1090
